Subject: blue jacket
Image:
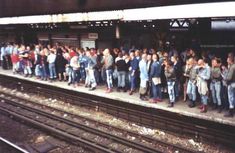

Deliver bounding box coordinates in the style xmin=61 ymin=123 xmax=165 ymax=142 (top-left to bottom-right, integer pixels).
xmin=139 ymin=59 xmax=149 ymax=80
xmin=150 ymin=61 xmax=161 ymax=78
xmin=130 ymin=57 xmax=139 ymax=72
xmin=198 ymin=64 xmax=211 ymax=81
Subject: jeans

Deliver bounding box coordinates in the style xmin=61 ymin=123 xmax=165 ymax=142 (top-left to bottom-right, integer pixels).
xmin=88 ymin=69 xmax=97 ymax=88
xmin=167 ymin=81 xmax=175 ymax=103
xmin=35 ymin=65 xmax=41 ymax=77
xmin=210 ymin=81 xmax=222 ymax=106
xmin=85 ymin=69 xmax=90 ymax=85
xmin=67 ymin=67 xmax=73 ymax=84
xmin=72 ymin=69 xmax=80 ymax=84
xmin=49 ymin=63 xmax=56 ymax=79
xmin=24 ymin=66 xmax=32 ymax=75
xmin=187 ymin=80 xmax=197 ymax=101
xmin=130 ymin=74 xmax=137 ymax=90
xmin=12 ymin=63 xmax=18 ymax=73
xmin=80 ymin=63 xmax=86 ymax=81
xmin=221 ymin=85 xmax=228 ymax=108
xmin=40 ymin=65 xmax=47 ymax=79
xmin=228 ymin=84 xmax=235 ymax=109
xmin=200 ymin=95 xmax=208 ymax=105
xmin=117 ymin=71 xmax=126 ymax=88
xmin=152 ymin=84 xmax=161 ymax=99
xmin=174 ymin=80 xmax=180 ymax=98
xmin=106 ymin=69 xmax=113 ymax=89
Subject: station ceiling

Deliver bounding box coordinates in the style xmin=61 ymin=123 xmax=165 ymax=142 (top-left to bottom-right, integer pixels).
xmin=0 ymin=0 xmax=231 ymax=18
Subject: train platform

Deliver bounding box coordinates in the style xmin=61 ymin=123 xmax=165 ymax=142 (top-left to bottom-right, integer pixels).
xmin=0 ymin=69 xmax=234 ymax=127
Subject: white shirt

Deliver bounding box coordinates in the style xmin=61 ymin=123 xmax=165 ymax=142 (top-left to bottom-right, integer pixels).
xmin=47 ymin=53 xmax=56 ymax=64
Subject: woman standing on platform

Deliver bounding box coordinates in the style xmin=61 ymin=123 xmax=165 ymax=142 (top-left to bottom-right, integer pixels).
xmin=196 ymin=59 xmax=211 ymax=113
xmin=55 ymin=48 xmax=67 ymax=81
xmin=164 ymin=60 xmax=176 ymax=107
xmin=129 ymin=52 xmax=139 ymax=95
xmin=39 ymin=49 xmax=49 ymax=81
xmin=139 ymin=54 xmax=149 ymax=101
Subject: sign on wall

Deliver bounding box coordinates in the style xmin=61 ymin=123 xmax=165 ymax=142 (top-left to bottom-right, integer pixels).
xmin=88 ymin=33 xmax=98 ymax=39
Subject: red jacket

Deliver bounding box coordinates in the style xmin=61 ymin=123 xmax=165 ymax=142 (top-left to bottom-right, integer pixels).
xmin=11 ymin=54 xmax=19 ymax=64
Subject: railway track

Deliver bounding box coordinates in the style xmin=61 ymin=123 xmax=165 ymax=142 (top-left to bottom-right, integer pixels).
xmin=0 ymin=137 xmax=29 ymax=153
xmin=0 ymin=92 xmax=195 ymax=153
xmin=0 ymin=75 xmax=234 ymax=149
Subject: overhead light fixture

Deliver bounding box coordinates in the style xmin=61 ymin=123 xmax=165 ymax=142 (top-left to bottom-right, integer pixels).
xmin=0 ymin=2 xmax=235 ymax=24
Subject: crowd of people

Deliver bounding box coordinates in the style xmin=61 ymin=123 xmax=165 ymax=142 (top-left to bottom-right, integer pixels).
xmin=0 ymin=42 xmax=235 ymax=117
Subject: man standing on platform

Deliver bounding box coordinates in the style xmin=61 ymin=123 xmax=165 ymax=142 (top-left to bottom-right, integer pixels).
xmin=149 ymin=54 xmax=162 ymax=103
xmin=102 ymin=49 xmax=114 ymax=93
xmin=87 ymin=50 xmax=97 ymax=91
xmin=210 ymin=58 xmax=222 ymax=113
xmin=224 ymin=53 xmax=235 ymax=117
xmin=47 ymin=49 xmax=57 ymax=82
xmin=129 ymin=52 xmax=139 ymax=95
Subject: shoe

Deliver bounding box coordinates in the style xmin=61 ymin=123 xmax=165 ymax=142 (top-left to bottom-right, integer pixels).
xmin=156 ymin=98 xmax=162 ymax=102
xmin=129 ymin=90 xmax=133 ymax=95
xmin=89 ymin=87 xmax=96 ymax=91
xmin=188 ymin=103 xmax=196 ymax=108
xmin=224 ymin=109 xmax=234 ymax=117
xmin=117 ymin=87 xmax=121 ymax=92
xmin=167 ymin=102 xmax=174 ymax=108
xmin=188 ymin=100 xmax=196 ymax=108
xmin=198 ymin=105 xmax=203 ymax=109
xmin=149 ymin=99 xmax=157 ymax=103
xmin=200 ymin=105 xmax=207 ymax=113
xmin=218 ymin=106 xmax=222 ymax=113
xmin=105 ymin=89 xmax=112 ymax=93
xmin=212 ymin=104 xmax=217 ymax=110
xmin=140 ymin=97 xmax=148 ymax=101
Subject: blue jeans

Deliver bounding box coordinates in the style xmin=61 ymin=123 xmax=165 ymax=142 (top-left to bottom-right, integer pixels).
xmin=40 ymin=65 xmax=47 ymax=79
xmin=49 ymin=63 xmax=56 ymax=79
xmin=210 ymin=81 xmax=222 ymax=106
xmin=167 ymin=81 xmax=175 ymax=103
xmin=35 ymin=65 xmax=41 ymax=77
xmin=187 ymin=80 xmax=197 ymax=101
xmin=200 ymin=95 xmax=208 ymax=105
xmin=106 ymin=69 xmax=113 ymax=89
xmin=228 ymin=84 xmax=235 ymax=109
xmin=174 ymin=80 xmax=180 ymax=98
xmin=80 ymin=63 xmax=86 ymax=81
xmin=117 ymin=71 xmax=126 ymax=88
xmin=72 ymin=69 xmax=80 ymax=84
xmin=130 ymin=74 xmax=137 ymax=90
xmin=221 ymin=85 xmax=228 ymax=108
xmin=24 ymin=66 xmax=32 ymax=75
xmin=152 ymin=84 xmax=161 ymax=99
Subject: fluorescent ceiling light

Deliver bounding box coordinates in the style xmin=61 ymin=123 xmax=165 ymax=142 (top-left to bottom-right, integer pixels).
xmin=123 ymin=2 xmax=235 ymax=21
xmin=0 ymin=2 xmax=235 ymax=25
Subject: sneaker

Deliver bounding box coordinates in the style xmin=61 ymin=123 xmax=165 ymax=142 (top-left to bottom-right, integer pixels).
xmin=149 ymin=99 xmax=157 ymax=103
xmin=167 ymin=102 xmax=174 ymax=108
xmin=89 ymin=87 xmax=96 ymax=91
xmin=105 ymin=89 xmax=112 ymax=93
